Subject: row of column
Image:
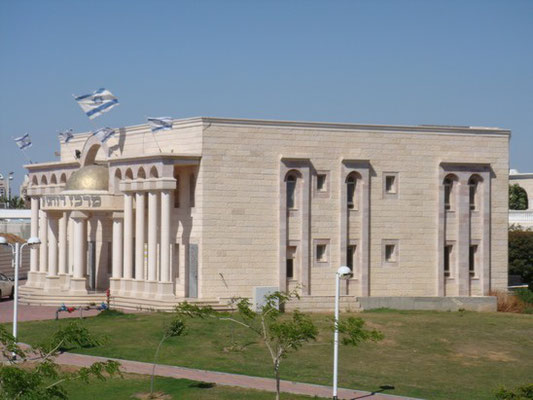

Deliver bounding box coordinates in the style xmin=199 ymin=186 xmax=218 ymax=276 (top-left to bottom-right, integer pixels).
xmin=30 ymin=197 xmax=87 ymax=289
xmin=112 ymin=190 xmax=172 ymax=284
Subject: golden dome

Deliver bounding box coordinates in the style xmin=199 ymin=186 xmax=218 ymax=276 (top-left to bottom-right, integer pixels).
xmin=65 ymin=165 xmax=109 ymax=191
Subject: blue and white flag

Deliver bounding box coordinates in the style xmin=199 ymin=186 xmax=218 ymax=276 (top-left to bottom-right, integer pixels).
xmin=14 ymin=133 xmax=32 ymax=150
xmin=58 ymin=129 xmax=74 ymax=143
xmin=147 ymin=117 xmax=173 ymax=133
xmin=74 ymin=88 xmax=119 ymax=120
xmin=92 ymin=127 xmax=116 ymax=143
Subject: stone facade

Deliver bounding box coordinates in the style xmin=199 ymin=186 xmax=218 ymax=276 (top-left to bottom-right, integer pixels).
xmin=20 ymin=118 xmax=509 ymax=310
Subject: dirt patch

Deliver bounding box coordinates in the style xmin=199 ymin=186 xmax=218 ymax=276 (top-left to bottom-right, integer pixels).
xmin=133 ymin=392 xmax=171 ymax=400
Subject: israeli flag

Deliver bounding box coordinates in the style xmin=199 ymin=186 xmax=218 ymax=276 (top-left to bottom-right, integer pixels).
xmin=147 ymin=117 xmax=173 ymax=133
xmin=14 ymin=133 xmax=32 ymax=150
xmin=92 ymin=127 xmax=116 ymax=143
xmin=74 ymin=88 xmax=119 ymax=120
xmin=58 ymin=129 xmax=74 ymax=143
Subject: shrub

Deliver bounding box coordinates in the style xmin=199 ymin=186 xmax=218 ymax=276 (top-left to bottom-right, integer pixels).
xmin=508 ymin=229 xmax=533 ymax=286
xmin=514 ymin=288 xmax=533 ymax=305
xmin=495 ymin=383 xmax=533 ymax=399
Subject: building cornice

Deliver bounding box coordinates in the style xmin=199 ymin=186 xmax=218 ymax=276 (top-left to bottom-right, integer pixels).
xmin=109 ymin=153 xmax=201 ymax=165
xmin=199 ymin=117 xmax=511 ymax=137
xmin=24 ymin=161 xmax=80 ymax=171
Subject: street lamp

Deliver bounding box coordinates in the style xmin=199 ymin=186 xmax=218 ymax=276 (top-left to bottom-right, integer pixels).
xmin=8 ymin=172 xmax=14 ymax=204
xmin=333 ymin=265 xmax=352 ymax=400
xmin=0 ymin=236 xmax=41 ymax=348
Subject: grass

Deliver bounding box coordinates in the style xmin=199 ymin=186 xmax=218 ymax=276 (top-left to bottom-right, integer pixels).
xmin=63 ymin=374 xmax=322 ymax=400
xmin=7 ymin=309 xmax=533 ymax=400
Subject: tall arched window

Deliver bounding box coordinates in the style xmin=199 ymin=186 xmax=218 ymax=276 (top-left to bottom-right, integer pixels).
xmin=443 ymin=174 xmax=458 ymax=211
xmin=468 ymin=175 xmax=482 ymax=211
xmin=346 ymin=172 xmax=361 ymax=210
xmin=286 ymin=172 xmax=298 ymax=210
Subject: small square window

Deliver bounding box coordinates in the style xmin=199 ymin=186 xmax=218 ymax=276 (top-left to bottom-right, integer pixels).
xmin=383 ymin=172 xmax=399 ymax=198
xmin=385 ymin=176 xmax=396 ymax=193
xmin=382 ymin=239 xmax=399 ymax=266
xmin=317 ymin=174 xmax=326 ymax=192
xmin=385 ymin=245 xmax=396 ymax=262
xmin=316 ymin=244 xmax=327 ymax=262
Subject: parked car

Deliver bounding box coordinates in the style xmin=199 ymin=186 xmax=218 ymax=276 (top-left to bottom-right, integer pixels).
xmin=0 ymin=273 xmax=14 ymax=299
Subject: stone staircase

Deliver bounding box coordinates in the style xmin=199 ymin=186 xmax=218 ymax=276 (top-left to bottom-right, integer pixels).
xmin=18 ymin=286 xmax=234 ymax=312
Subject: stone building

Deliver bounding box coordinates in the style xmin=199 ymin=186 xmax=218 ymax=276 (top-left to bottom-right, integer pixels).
xmin=19 ymin=118 xmax=509 ymax=311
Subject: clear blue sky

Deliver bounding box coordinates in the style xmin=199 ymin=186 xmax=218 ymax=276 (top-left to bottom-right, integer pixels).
xmin=1 ymin=0 xmax=532 ymax=194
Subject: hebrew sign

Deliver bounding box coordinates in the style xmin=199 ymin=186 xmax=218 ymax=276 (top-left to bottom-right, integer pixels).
xmin=41 ymin=194 xmax=121 ymax=211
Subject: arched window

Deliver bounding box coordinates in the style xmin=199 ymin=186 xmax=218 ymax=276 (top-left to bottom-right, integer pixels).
xmin=286 ymin=172 xmax=298 ymax=210
xmin=114 ymin=169 xmax=122 ymax=193
xmin=468 ymin=175 xmax=482 ymax=211
xmin=137 ymin=167 xmax=146 ymax=179
xmin=346 ymin=172 xmax=361 ymax=210
xmin=443 ymin=174 xmax=458 ymax=211
xmin=50 ymin=174 xmax=57 ymax=184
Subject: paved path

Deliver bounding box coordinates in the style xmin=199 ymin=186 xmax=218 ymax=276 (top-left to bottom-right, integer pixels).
xmin=55 ymin=352 xmax=421 ymax=400
xmin=0 ymin=298 xmax=101 ymax=323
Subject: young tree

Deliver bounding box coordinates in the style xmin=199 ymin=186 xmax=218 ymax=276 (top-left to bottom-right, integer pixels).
xmin=176 ymin=290 xmax=383 ymax=400
xmin=150 ymin=317 xmax=186 ymax=397
xmin=0 ymin=321 xmax=121 ymax=399
xmin=509 ymin=184 xmax=528 ymax=210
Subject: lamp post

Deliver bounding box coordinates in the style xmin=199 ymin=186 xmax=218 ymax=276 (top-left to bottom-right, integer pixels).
xmin=8 ymin=171 xmax=14 ymax=205
xmin=0 ymin=236 xmax=41 ymax=348
xmin=333 ymin=265 xmax=352 ymax=400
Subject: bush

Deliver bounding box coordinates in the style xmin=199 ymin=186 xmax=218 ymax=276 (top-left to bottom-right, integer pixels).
xmin=514 ymin=288 xmax=533 ymax=305
xmin=495 ymin=383 xmax=533 ymax=399
xmin=508 ymin=229 xmax=533 ymax=286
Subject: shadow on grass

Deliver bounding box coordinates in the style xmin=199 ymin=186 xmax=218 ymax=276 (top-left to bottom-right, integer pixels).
xmin=188 ymin=381 xmax=216 ymax=389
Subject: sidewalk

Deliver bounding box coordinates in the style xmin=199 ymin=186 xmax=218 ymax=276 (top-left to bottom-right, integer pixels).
xmin=56 ymin=352 xmax=422 ymax=400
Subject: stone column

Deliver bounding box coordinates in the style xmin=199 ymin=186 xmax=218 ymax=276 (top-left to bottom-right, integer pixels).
xmin=27 ymin=197 xmax=40 ymax=286
xmin=158 ymin=190 xmax=173 ymax=298
xmin=457 ymin=178 xmax=471 ymax=296
xmin=38 ymin=210 xmax=48 ymax=286
xmin=68 ymin=215 xmax=74 ymax=275
xmin=123 ymin=194 xmax=133 ymax=279
xmin=44 ymin=214 xmax=60 ymax=290
xmin=111 ymin=212 xmax=123 ymax=293
xmin=147 ymin=191 xmax=158 ymax=282
xmin=160 ymin=190 xmax=171 ymax=282
xmin=134 ymin=192 xmax=146 ymax=294
xmin=58 ymin=212 xmax=67 ymax=275
xmin=70 ymin=211 xmax=88 ymax=294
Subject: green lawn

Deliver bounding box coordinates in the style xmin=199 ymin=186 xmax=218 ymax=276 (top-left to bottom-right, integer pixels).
xmin=7 ymin=309 xmax=533 ymax=400
xmin=64 ymin=375 xmax=321 ymax=400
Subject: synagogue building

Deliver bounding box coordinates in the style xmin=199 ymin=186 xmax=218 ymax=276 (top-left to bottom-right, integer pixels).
xmin=20 ymin=117 xmax=509 ymax=311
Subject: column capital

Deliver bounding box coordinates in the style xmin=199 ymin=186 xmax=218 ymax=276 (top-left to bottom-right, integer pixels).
xmin=112 ymin=211 xmax=124 ymax=220
xmin=70 ymin=211 xmax=90 ymax=220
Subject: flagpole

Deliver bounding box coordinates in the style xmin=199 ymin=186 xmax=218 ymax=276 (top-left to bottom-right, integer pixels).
xmin=145 ymin=116 xmax=163 ymax=153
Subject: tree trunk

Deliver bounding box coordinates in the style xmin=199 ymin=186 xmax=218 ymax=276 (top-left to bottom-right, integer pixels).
xmin=274 ymin=359 xmax=281 ymax=400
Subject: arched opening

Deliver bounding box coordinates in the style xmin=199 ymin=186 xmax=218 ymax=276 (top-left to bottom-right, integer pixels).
xmin=468 ymin=174 xmax=483 ymax=211
xmin=31 ymin=176 xmax=38 ymax=186
xmin=125 ymin=168 xmax=134 ymax=180
xmin=346 ymin=172 xmax=362 ymax=210
xmin=443 ymin=174 xmax=458 ymax=211
xmin=50 ymin=174 xmax=57 ymax=184
xmin=40 ymin=175 xmax=48 ymax=185
xmin=137 ymin=167 xmax=146 ymax=179
xmin=114 ymin=169 xmax=122 ymax=193
xmin=60 ymin=173 xmax=67 ymax=184
xmin=285 ymin=170 xmax=301 ymax=210
xmin=149 ymin=166 xmax=159 ymax=178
